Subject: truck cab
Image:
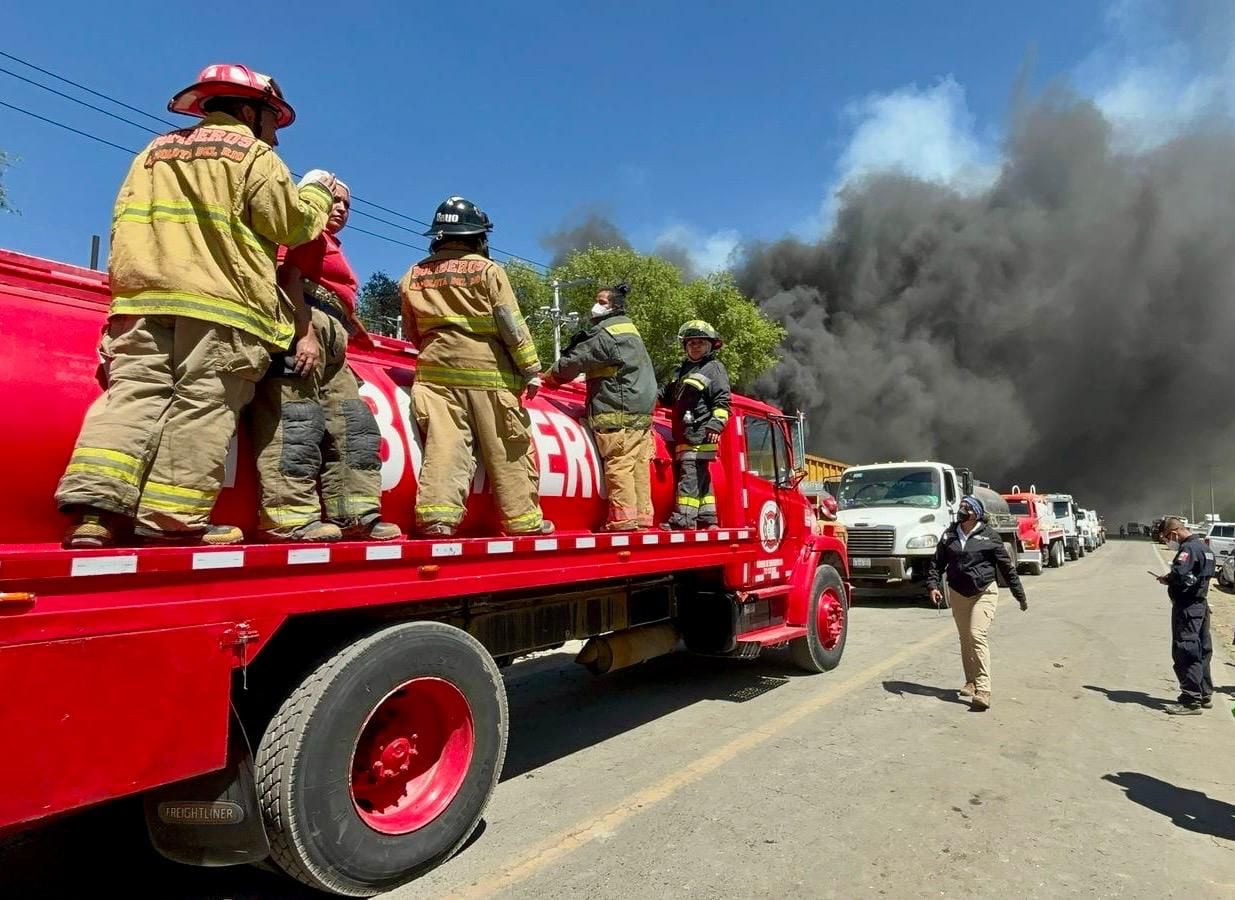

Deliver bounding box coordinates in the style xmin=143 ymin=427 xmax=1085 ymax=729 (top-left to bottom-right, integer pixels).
xmin=836 ymin=461 xmax=962 ymax=594
xmin=1002 ymin=485 xmax=1066 ymax=574
xmin=1079 ymin=509 xmax=1104 ymax=551
xmin=1047 ymin=493 xmax=1085 ymax=560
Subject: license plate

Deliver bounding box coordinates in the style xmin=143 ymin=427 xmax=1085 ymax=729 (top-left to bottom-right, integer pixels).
xmin=851 ymin=557 xmax=872 ymax=568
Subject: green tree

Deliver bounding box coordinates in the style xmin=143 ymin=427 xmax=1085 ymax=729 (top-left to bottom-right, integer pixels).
xmin=356 ymin=271 xmax=401 ymax=336
xmin=507 ymin=246 xmax=784 ymax=388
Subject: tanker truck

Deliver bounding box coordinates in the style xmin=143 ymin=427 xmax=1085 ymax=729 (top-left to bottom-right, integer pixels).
xmin=0 ymin=248 xmax=851 ymax=896
xmin=835 ymin=461 xmax=1019 ymax=601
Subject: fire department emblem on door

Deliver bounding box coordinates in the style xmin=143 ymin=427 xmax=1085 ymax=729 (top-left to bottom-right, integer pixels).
xmin=759 ymin=499 xmax=784 ymax=552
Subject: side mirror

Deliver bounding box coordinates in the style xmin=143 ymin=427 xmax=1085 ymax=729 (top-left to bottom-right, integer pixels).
xmin=790 ymin=411 xmax=807 ymax=469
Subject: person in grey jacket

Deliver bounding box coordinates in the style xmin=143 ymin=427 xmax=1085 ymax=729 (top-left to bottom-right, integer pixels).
xmin=544 ymin=283 xmax=657 ymax=529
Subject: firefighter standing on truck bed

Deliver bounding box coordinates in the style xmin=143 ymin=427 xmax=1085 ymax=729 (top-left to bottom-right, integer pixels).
xmin=55 ymin=64 xmax=335 ymax=548
xmin=543 ymin=282 xmax=657 ymax=530
xmin=247 ymin=179 xmax=402 ymax=543
xmin=660 ymin=320 xmax=731 ymax=530
xmin=400 ymin=196 xmax=552 ymax=538
xmin=1156 ymin=516 xmax=1216 ymax=715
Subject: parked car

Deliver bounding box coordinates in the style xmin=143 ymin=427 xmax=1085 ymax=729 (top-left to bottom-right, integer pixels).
xmin=1204 ymin=522 xmax=1235 ymax=568
xmin=1218 ymin=550 xmax=1235 ymax=590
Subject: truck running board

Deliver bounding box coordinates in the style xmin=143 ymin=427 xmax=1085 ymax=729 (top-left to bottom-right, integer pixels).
xmin=733 ymin=622 xmax=808 ymax=647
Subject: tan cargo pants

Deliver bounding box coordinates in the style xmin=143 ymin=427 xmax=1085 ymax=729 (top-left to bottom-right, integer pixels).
xmin=248 ymin=308 xmax=382 ymax=537
xmin=594 ymin=428 xmax=653 ymax=529
xmin=55 ymin=314 xmax=268 ymax=534
xmin=950 ymin=580 xmax=999 ymax=692
xmin=411 ymin=381 xmax=542 ymax=534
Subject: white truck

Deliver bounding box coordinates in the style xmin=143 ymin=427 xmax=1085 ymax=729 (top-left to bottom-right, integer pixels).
xmin=1082 ymin=509 xmax=1104 ymax=550
xmin=1047 ymin=493 xmax=1086 ymax=560
xmin=836 ymin=461 xmax=1020 ymax=599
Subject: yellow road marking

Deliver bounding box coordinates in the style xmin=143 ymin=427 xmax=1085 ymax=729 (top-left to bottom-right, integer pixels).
xmin=452 ymin=621 xmax=957 ymax=898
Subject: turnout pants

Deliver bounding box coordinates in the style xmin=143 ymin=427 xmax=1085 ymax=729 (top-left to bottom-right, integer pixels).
xmin=668 ymin=450 xmax=716 ymax=528
xmin=55 ymin=314 xmax=268 ymax=535
xmin=594 ymin=427 xmax=653 ymax=529
xmin=249 ymin=308 xmax=382 ymax=537
xmin=411 ymin=381 xmax=542 ymax=534
xmin=1171 ymin=596 xmax=1214 ymax=702
xmin=950 ymin=580 xmax=999 ymax=693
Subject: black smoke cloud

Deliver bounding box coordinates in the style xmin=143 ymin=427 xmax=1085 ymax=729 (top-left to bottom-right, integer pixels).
xmin=540 ymin=211 xmax=704 ymax=279
xmin=541 ymin=212 xmax=631 ymax=267
xmin=739 ymin=92 xmax=1235 ymax=522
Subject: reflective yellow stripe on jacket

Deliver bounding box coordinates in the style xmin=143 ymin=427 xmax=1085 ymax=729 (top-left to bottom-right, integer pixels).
xmin=415 ymin=362 xmax=525 ymax=391
xmin=111 ymin=289 xmax=294 ymax=348
xmin=417 ymin=314 xmax=500 ymax=335
xmin=115 ymin=200 xmax=271 ymax=257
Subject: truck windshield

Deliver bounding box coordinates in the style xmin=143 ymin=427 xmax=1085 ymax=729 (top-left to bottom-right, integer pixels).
xmin=839 ymin=467 xmax=941 ymax=510
xmin=1052 ymin=501 xmax=1070 ymax=518
xmin=1006 ymin=500 xmax=1031 ymax=516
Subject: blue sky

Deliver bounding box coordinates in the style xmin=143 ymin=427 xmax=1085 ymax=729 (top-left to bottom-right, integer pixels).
xmin=0 ymin=1 xmax=1203 ymax=282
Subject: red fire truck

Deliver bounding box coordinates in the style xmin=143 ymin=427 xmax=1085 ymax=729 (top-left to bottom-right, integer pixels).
xmin=0 ymin=248 xmax=850 ymax=895
xmin=1001 ymin=484 xmax=1068 ymax=574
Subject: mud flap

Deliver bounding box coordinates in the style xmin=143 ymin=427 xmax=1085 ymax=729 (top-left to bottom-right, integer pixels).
xmin=144 ymin=709 xmax=269 ymax=867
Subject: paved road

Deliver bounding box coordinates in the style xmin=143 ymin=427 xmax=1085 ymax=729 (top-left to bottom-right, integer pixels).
xmin=6 ymin=539 xmax=1235 ymax=898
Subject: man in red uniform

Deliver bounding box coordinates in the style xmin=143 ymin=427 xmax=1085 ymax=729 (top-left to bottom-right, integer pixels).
xmin=248 ymin=180 xmax=401 ymax=541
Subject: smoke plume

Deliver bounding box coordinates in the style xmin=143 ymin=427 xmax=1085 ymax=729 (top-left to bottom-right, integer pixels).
xmin=541 ymin=212 xmax=631 ymax=267
xmin=740 ymin=91 xmax=1235 ymax=522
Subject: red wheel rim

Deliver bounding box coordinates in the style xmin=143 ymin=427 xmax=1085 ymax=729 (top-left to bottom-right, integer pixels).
xmin=350 ymin=677 xmax=475 ymax=835
xmin=817 ymin=588 xmax=845 ymax=650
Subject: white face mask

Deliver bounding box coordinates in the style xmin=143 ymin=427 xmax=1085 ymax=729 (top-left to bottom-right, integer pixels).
xmin=590 ymin=302 xmax=609 ymax=319
xmin=1167 ymin=539 xmax=1180 ymax=551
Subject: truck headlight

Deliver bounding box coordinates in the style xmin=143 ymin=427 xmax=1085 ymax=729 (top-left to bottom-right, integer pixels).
xmin=906 ymin=535 xmax=938 ymax=550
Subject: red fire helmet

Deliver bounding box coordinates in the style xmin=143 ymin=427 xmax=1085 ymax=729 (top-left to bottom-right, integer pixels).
xmin=168 ymin=64 xmax=296 ymax=128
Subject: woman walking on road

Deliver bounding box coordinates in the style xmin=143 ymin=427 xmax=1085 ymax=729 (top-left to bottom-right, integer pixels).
xmin=927 ymin=495 xmax=1029 ymax=710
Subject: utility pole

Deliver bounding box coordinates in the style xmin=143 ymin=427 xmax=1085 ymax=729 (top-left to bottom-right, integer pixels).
xmin=1190 ymin=482 xmax=1195 ymax=524
xmin=89 ymin=235 xmax=100 ymax=270
xmin=538 ymin=277 xmax=592 ymax=360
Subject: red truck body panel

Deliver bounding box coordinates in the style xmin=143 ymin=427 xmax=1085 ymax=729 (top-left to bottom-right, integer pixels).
xmin=0 ymin=248 xmax=847 ymax=829
xmin=1002 ymin=491 xmax=1065 ymax=554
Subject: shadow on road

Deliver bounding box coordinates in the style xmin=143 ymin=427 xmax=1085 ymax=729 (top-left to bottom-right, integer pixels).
xmin=500 ymin=650 xmax=797 ymax=780
xmin=0 ymin=797 xmax=317 ymax=899
xmin=850 ymin=592 xmax=932 ymax=610
xmin=1082 ymin=684 xmax=1173 ymax=711
xmin=1103 ymin=772 xmax=1235 ymax=841
xmin=882 ymin=680 xmax=969 ymax=705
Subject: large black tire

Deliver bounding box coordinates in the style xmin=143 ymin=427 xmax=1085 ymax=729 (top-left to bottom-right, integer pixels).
xmin=1024 ymin=556 xmax=1044 ymax=576
xmin=1049 ymin=541 xmax=1065 ymax=568
xmin=256 ymin=622 xmax=507 ymax=896
xmin=790 ymin=565 xmax=848 ymax=673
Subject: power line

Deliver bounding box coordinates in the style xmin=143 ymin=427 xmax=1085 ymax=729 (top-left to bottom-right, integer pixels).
xmin=347 ymin=225 xmax=427 ymax=254
xmin=0 ymin=49 xmax=176 ymax=128
xmin=0 ymin=100 xmax=138 ymax=155
xmin=0 ymin=100 xmax=430 ymax=254
xmin=0 ymin=50 xmax=553 ymax=270
xmin=0 ymin=65 xmax=163 ymax=136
